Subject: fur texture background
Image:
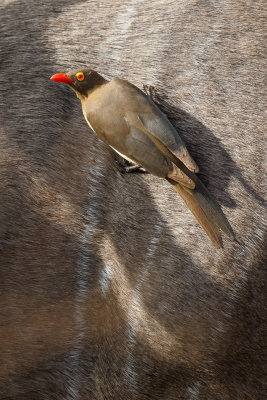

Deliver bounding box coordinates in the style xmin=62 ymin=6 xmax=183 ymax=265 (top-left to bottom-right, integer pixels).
xmin=0 ymin=1 xmax=266 ymax=399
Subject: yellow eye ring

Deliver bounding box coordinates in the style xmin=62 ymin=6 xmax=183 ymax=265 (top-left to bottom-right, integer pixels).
xmin=76 ymin=72 xmax=84 ymax=81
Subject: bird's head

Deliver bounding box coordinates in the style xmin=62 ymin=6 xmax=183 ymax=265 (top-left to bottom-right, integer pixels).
xmin=50 ymin=68 xmax=107 ymax=99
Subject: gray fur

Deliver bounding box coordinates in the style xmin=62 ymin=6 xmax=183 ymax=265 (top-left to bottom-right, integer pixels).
xmin=0 ymin=1 xmax=266 ymax=399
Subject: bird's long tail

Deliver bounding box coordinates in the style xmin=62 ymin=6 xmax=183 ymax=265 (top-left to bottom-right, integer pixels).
xmin=167 ymin=175 xmax=235 ymax=248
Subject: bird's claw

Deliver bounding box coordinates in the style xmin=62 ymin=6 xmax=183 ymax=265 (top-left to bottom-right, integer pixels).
xmin=142 ymin=84 xmax=161 ymax=105
xmin=122 ymin=164 xmax=147 ymax=174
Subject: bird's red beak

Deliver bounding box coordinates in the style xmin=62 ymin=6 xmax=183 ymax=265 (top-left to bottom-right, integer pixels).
xmin=50 ymin=73 xmax=73 ymax=84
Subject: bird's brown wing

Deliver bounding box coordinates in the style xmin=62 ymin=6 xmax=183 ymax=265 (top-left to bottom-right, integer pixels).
xmin=113 ymin=78 xmax=198 ymax=172
xmin=123 ymin=102 xmax=199 ymax=173
xmin=138 ymin=111 xmax=199 ymax=172
xmin=114 ymin=125 xmax=172 ymax=178
xmin=121 ymin=117 xmax=195 ymax=188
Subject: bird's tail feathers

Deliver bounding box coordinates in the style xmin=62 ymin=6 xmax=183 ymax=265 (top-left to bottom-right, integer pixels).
xmin=167 ymin=176 xmax=235 ymax=248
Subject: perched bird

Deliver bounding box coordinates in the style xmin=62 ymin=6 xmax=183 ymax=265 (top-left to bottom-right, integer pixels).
xmin=51 ymin=68 xmax=235 ymax=247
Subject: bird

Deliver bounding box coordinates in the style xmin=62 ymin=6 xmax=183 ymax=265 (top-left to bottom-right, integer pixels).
xmin=50 ymin=68 xmax=235 ymax=248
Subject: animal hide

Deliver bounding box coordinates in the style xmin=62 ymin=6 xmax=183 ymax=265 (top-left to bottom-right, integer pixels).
xmin=0 ymin=1 xmax=266 ymax=399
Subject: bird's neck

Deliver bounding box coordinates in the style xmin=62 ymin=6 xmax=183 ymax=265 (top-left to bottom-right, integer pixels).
xmin=84 ymin=73 xmax=108 ymax=97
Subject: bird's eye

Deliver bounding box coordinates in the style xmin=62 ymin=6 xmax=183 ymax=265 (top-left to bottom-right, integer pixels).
xmin=76 ymin=72 xmax=84 ymax=81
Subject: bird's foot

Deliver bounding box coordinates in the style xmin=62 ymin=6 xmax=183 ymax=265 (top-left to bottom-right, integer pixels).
xmin=116 ymin=159 xmax=147 ymax=173
xmin=114 ymin=152 xmax=147 ymax=174
xmin=143 ymin=84 xmax=161 ymax=104
xmin=115 ymin=157 xmax=147 ymax=174
xmin=121 ymin=164 xmax=147 ymax=173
